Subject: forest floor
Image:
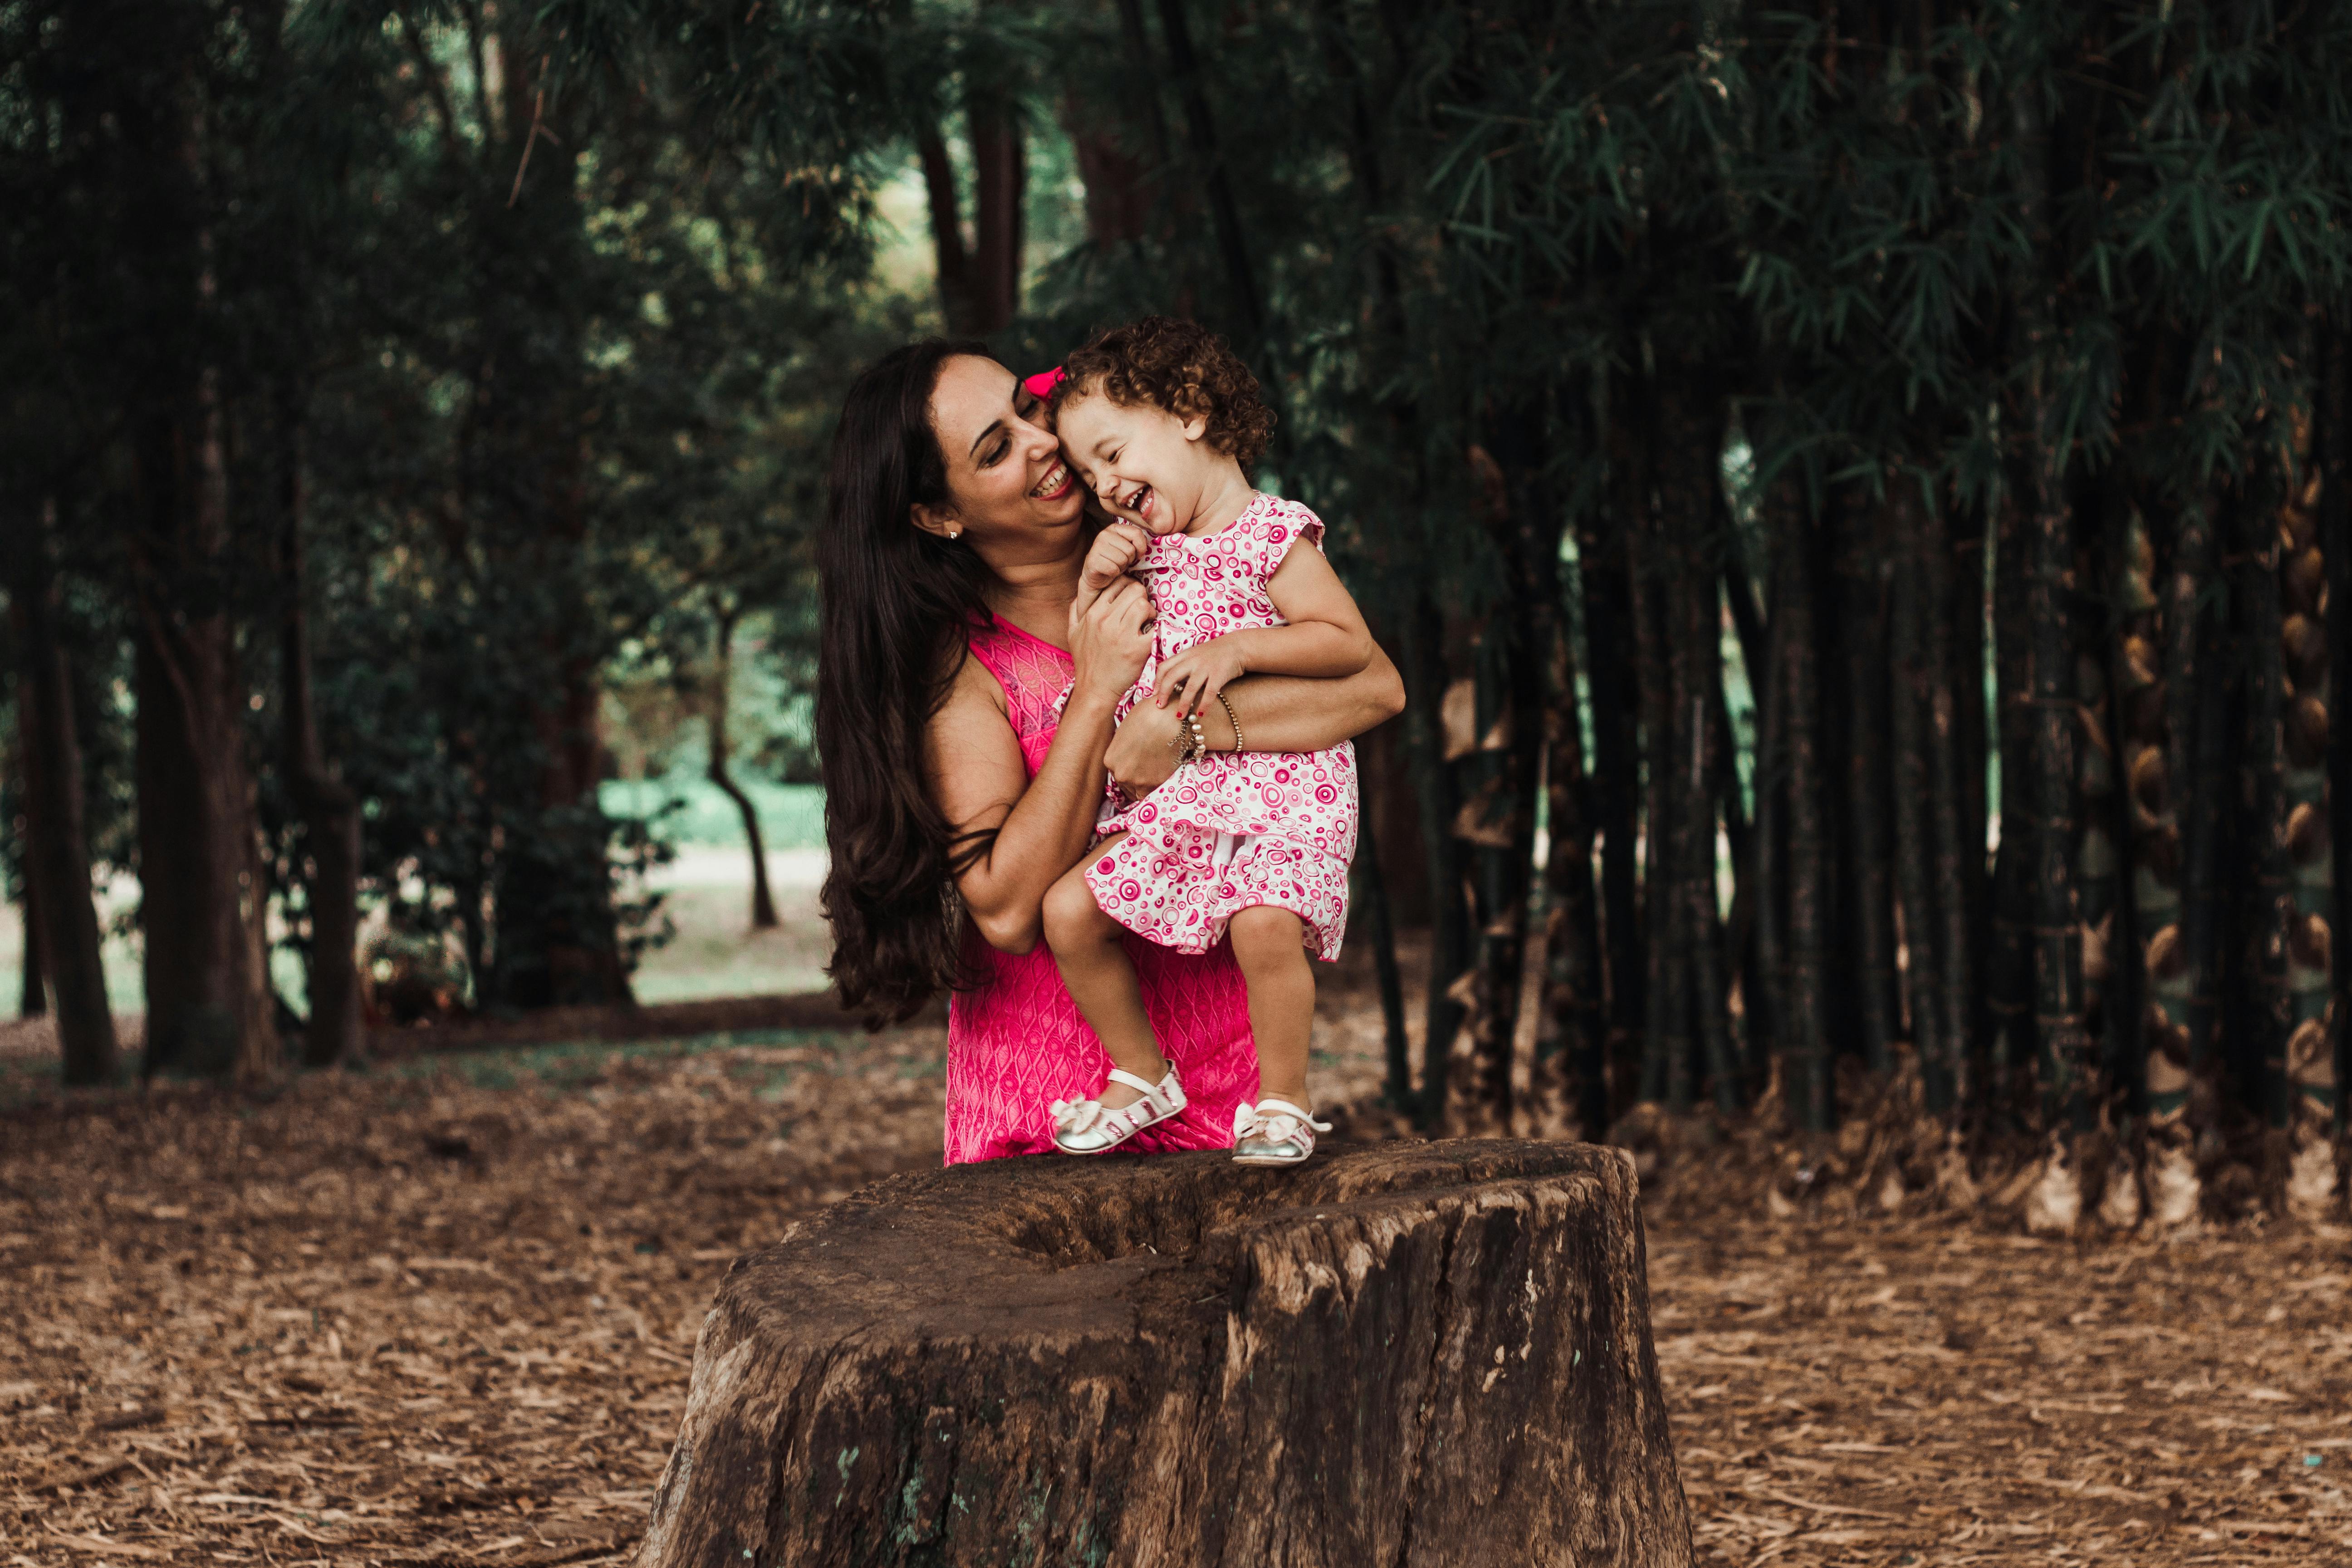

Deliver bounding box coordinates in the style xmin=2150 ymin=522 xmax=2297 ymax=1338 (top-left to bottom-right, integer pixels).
xmin=5 ymin=955 xmax=2350 ymax=1564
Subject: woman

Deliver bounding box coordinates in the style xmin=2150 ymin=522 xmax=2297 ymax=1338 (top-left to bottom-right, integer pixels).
xmin=816 ymin=339 xmax=1405 ymax=1163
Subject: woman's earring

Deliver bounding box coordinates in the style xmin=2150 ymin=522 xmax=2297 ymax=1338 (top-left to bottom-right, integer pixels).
xmin=949 ymin=529 xmax=961 ymax=539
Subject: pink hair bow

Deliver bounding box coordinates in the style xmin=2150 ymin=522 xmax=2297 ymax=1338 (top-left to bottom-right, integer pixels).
xmin=1022 ymin=366 xmax=1067 ymax=401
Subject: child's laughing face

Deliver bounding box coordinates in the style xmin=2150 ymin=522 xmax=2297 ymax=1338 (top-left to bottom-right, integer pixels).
xmin=1055 ymin=389 xmax=1215 ymax=536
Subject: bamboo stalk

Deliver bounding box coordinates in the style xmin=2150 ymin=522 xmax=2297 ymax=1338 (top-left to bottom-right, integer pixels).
xmin=2235 ymin=468 xmax=2293 ymax=1131
xmin=1772 ymin=464 xmax=1830 ymax=1128
xmin=1888 ymin=477 xmax=1948 ymax=1100
xmin=1579 ymin=501 xmax=1645 ymax=1116
xmin=1834 ymin=484 xmax=1900 ymax=1076
xmin=1401 ymin=593 xmax=1470 ymax=1125
xmin=1924 ymin=479 xmax=1979 ymax=1111
xmin=2323 ymin=319 xmax=2352 ymax=1139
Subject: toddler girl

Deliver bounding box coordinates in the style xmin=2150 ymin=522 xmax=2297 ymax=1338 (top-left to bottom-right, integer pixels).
xmin=1035 ymin=317 xmax=1368 ymax=1166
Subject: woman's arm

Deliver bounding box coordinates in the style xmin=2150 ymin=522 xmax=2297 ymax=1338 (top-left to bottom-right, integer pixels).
xmin=926 ymin=576 xmax=1158 ymax=955
xmin=1102 ymin=638 xmax=1406 ymax=799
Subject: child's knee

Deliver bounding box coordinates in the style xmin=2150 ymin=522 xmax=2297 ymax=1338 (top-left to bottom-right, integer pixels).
xmin=1044 ymin=867 xmax=1111 ymax=948
xmin=1228 ymin=906 xmax=1306 ymax=968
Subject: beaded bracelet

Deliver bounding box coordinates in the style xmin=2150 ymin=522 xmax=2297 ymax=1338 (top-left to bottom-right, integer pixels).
xmin=1215 ymin=691 xmax=1243 ymax=754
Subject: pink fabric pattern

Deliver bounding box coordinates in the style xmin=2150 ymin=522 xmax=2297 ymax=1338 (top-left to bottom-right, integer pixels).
xmin=1088 ymin=494 xmax=1358 ymax=960
xmin=942 ymin=616 xmax=1258 ymax=1165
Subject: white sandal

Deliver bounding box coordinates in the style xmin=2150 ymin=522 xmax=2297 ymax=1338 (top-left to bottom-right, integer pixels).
xmin=1231 ymin=1098 xmax=1331 ymax=1166
xmin=1051 ymin=1065 xmax=1186 ymax=1155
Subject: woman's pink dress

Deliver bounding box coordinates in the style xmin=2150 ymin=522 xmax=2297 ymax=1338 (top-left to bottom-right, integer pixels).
xmin=942 ymin=617 xmax=1258 ymax=1165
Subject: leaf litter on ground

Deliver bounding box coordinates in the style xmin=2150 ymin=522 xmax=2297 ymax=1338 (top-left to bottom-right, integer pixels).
xmin=4 ymin=984 xmax=2350 ymax=1565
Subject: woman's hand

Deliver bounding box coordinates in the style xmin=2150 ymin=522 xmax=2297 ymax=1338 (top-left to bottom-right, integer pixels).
xmin=1068 ymin=573 xmax=1156 ymax=709
xmin=1103 ymin=697 xmax=1186 ymax=798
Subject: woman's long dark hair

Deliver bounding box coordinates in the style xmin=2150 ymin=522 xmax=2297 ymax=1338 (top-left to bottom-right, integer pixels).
xmin=817 ymin=339 xmax=1003 ymax=1023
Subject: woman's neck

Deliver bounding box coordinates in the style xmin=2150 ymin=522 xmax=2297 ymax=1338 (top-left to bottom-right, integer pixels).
xmin=979 ymin=531 xmax=1088 ymax=650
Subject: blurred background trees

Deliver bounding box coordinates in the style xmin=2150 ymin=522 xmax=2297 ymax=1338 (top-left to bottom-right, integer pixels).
xmin=1 ymin=0 xmax=2344 ymax=1220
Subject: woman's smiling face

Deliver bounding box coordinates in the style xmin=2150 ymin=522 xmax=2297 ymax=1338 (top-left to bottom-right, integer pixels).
xmin=916 ymin=355 xmax=1082 ymax=546
xmin=1054 ymin=388 xmax=1212 ymax=536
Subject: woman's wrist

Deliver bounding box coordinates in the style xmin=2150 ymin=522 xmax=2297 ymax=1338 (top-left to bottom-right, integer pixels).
xmin=1202 ymin=687 xmax=1241 ymax=752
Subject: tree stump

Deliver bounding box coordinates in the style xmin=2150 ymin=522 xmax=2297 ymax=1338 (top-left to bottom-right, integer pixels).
xmin=639 ymin=1139 xmax=1692 ymax=1568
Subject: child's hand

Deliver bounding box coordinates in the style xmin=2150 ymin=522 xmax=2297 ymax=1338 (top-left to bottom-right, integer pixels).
xmin=1082 ymin=521 xmax=1153 ymax=594
xmin=1153 ymin=634 xmax=1250 ymax=717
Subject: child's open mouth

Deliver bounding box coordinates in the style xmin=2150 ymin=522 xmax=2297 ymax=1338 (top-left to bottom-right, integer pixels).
xmin=1120 ymin=484 xmax=1161 ymax=528
xmin=1029 ymin=461 xmax=1073 ymax=500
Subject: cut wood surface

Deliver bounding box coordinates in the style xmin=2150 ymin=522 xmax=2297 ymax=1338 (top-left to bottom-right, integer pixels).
xmin=641 ymin=1139 xmax=1693 ymax=1568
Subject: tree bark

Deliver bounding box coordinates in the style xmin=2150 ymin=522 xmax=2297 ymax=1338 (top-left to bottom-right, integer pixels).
xmin=2275 ymin=437 xmax=2332 ymax=1214
xmin=1402 ymin=593 xmax=1469 ymax=1122
xmin=277 ymin=415 xmax=364 ymax=1068
xmin=637 ymin=1142 xmax=1695 ymax=1568
xmin=1355 ymin=812 xmax=1415 ymax=1113
xmin=1986 ymin=488 xmax=2035 ymax=1107
xmin=1832 ymin=486 xmax=1899 ymax=1078
xmin=5 ymin=502 xmax=119 ymax=1085
xmin=1534 ymin=556 xmax=1607 ymax=1138
xmin=1888 ymin=479 xmax=1947 ymax=1099
xmin=706 ymin=609 xmax=779 ymax=931
xmin=915 ymin=126 xmax=980 ymax=336
xmin=1765 ymin=457 xmax=1829 ymax=1127
xmin=1153 ymin=0 xmax=1264 ymax=337
xmin=1923 ymin=479 xmax=1978 ymax=1111
xmin=1655 ymin=368 xmax=1736 ymax=1113
xmin=2323 ymin=319 xmax=2352 ymax=1144
xmin=965 ymin=93 xmax=1025 ymax=335
xmin=2235 ymin=472 xmax=2294 ymax=1132
xmin=16 ymin=890 xmax=44 ymax=1019
xmin=1578 ymin=505 xmax=1645 ymax=1116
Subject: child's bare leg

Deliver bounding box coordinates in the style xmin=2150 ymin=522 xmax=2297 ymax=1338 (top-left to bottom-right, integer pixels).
xmin=1227 ymin=906 xmax=1313 ymax=1108
xmin=1042 ymin=834 xmax=1168 ymax=1109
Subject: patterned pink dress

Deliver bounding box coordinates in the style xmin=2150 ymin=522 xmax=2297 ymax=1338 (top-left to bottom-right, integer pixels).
xmin=942 ymin=616 xmax=1259 ymax=1165
xmin=1086 ymin=494 xmax=1358 ymax=960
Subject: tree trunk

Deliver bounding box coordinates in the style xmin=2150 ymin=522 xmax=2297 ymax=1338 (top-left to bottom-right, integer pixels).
xmin=276 ymin=413 xmax=364 ymax=1068
xmin=2323 ymin=319 xmax=2352 ymax=1149
xmin=1833 ymin=485 xmax=1899 ymax=1075
xmin=637 ymin=1142 xmax=1695 ymax=1568
xmin=1765 ymin=456 xmax=1829 ymax=1127
xmin=1533 ymin=559 xmax=1606 ymax=1139
xmin=5 ymin=502 xmax=119 ymax=1086
xmin=2074 ymin=484 xmax=2127 ymax=1119
xmin=1630 ymin=429 xmax=1677 ymax=1107
xmin=706 ymin=610 xmax=779 ymax=931
xmin=1402 ymin=593 xmax=1470 ymax=1123
xmin=1578 ymin=506 xmax=1644 ymax=1117
xmin=16 ymin=890 xmax=44 ymax=1019
xmin=915 ymin=126 xmax=980 ymax=336
xmin=2236 ymin=471 xmax=2294 ymax=1133
xmin=1888 ymin=479 xmax=1947 ymax=1099
xmin=1655 ymin=368 xmax=1735 ymax=1113
xmin=118 ymin=20 xmax=273 ymax=1081
xmin=1951 ymin=500 xmax=1992 ymax=1076
xmin=1153 ymin=0 xmax=1264 ymax=337
xmin=2276 ymin=444 xmax=2333 ymax=1215
xmin=965 ymin=93 xmax=1025 ymax=335
xmin=1923 ymin=479 xmax=1979 ymax=1110
xmin=1356 ymin=813 xmax=1415 ymax=1113
xmin=2119 ymin=497 xmax=2195 ymax=1221
xmin=1986 ymin=488 xmax=2035 ymax=1107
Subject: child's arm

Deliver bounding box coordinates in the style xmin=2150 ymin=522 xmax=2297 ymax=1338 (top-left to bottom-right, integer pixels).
xmin=1153 ymin=543 xmax=1374 ymax=715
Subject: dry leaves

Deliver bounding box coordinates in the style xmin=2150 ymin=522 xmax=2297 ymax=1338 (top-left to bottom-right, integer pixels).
xmin=1651 ymin=1224 xmax=2352 ymax=1564
xmin=5 ymin=971 xmax=2348 ymax=1566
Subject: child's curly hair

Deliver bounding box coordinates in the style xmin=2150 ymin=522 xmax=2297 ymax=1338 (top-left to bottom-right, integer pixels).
xmin=1051 ymin=316 xmax=1276 ymax=475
